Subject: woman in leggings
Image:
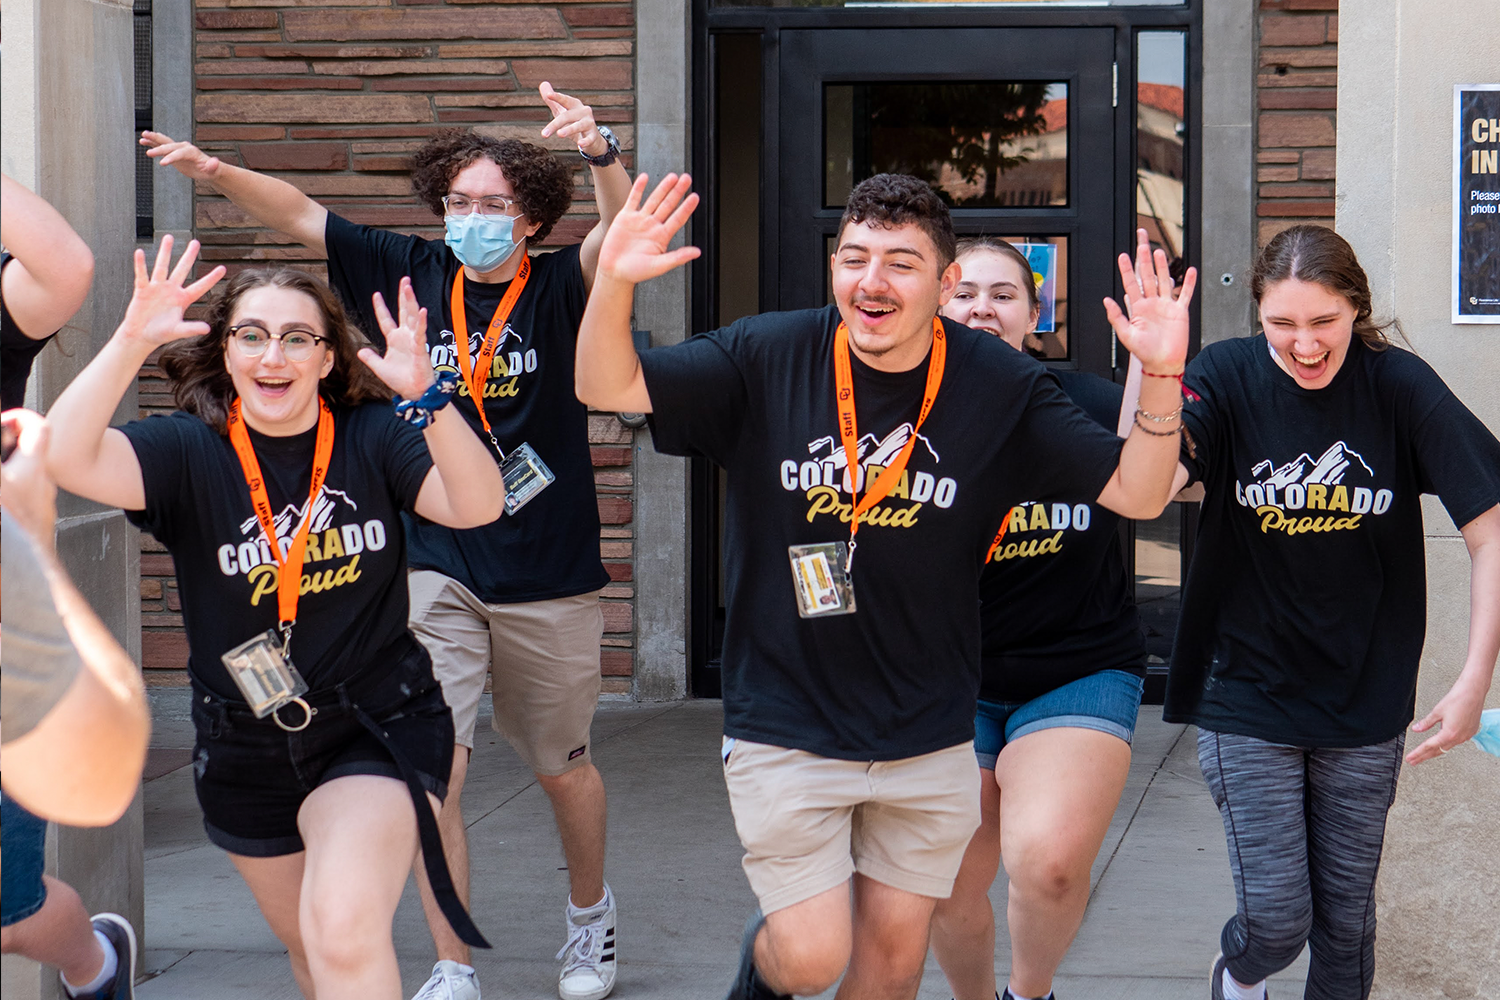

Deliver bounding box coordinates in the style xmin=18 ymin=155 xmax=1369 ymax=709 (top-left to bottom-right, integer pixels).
xmin=1167 ymin=225 xmax=1500 ymax=1000
xmin=930 ymin=236 xmax=1153 ymax=1000
xmin=44 ymin=238 xmax=505 ymax=1000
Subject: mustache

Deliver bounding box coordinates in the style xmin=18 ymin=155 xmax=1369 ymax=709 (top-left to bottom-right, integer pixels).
xmin=851 ymin=296 xmax=899 ymax=310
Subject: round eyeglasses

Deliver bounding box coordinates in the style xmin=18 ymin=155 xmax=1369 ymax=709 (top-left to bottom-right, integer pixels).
xmin=228 ymin=324 xmax=329 ymax=363
xmin=441 ymin=193 xmax=523 ymax=217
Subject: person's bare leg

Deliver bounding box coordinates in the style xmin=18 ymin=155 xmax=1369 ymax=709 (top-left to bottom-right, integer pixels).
xmin=754 ymin=882 xmax=853 ymax=996
xmin=536 ymin=763 xmax=607 ymax=907
xmin=231 ymin=852 xmax=314 ymax=999
xmin=931 ymin=770 xmax=1003 ymax=1000
xmin=412 ymin=745 xmax=472 ymax=964
xmin=995 ymin=728 xmax=1131 ymax=998
xmin=834 ymin=875 xmax=938 ymax=1000
xmin=297 ymin=775 xmax=429 ymax=1000
xmin=0 ymin=876 xmax=109 ymax=986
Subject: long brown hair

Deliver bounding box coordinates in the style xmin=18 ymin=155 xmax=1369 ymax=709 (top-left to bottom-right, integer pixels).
xmin=1251 ymin=225 xmax=1405 ymax=351
xmin=161 ymin=267 xmax=390 ymax=433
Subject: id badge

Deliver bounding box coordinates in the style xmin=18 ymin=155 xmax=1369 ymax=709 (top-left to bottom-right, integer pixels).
xmin=500 ymin=441 xmax=555 ymax=515
xmin=221 ymin=629 xmax=310 ymax=718
xmin=787 ymin=542 xmax=857 ymax=618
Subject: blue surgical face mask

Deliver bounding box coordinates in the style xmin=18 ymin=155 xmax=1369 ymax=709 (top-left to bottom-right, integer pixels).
xmin=444 ymin=211 xmax=520 ymax=273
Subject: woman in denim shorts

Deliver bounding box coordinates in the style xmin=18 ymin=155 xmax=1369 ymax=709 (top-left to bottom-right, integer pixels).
xmin=931 ymin=237 xmax=1148 ymax=1000
xmin=44 ymin=239 xmax=505 ymax=1000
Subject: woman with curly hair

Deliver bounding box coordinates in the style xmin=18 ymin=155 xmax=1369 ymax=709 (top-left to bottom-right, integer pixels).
xmin=44 ymin=237 xmax=505 ymax=1000
xmin=142 ymin=83 xmax=633 ymax=1000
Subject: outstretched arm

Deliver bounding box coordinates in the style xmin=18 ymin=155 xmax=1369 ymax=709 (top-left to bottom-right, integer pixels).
xmin=0 ymin=173 xmax=95 ymax=340
xmin=1 ymin=413 xmax=150 ymax=827
xmin=1095 ymin=230 xmax=1199 ymax=519
xmin=358 ymin=279 xmax=505 ymax=529
xmin=538 ymin=82 xmax=634 ymax=292
xmin=141 ymin=131 xmax=328 ymax=255
xmin=575 ymin=173 xmax=700 ymax=413
xmin=45 ymin=237 xmax=225 ymax=511
xmin=1406 ymin=502 xmax=1500 ymax=764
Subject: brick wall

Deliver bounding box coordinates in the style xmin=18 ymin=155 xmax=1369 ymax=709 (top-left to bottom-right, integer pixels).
xmin=1255 ymin=0 xmax=1338 ymax=246
xmin=140 ymin=0 xmax=638 ymax=694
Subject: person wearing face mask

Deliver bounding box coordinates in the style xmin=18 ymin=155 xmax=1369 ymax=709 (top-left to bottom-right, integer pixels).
xmin=141 ymin=84 xmax=631 ymax=1000
xmin=931 ymin=237 xmax=1147 ymax=1000
xmin=42 ymin=237 xmax=506 ymax=1000
xmin=1165 ymin=226 xmax=1500 ymax=1000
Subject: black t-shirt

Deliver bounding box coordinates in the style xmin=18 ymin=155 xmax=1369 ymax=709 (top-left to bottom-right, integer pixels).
xmin=638 ymin=306 xmax=1124 ymax=760
xmin=1 ymin=251 xmax=58 ymax=411
xmin=1166 ymin=335 xmax=1500 ymax=747
xmin=323 ymin=213 xmax=608 ymax=603
xmin=120 ymin=403 xmax=436 ymax=700
xmin=979 ymin=370 xmax=1145 ymax=703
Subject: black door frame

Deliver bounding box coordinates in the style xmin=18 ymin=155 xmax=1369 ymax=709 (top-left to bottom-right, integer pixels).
xmin=690 ymin=1 xmax=1204 ymax=697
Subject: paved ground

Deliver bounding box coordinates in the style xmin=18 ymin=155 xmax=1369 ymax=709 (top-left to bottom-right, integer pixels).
xmin=132 ymin=695 xmax=1310 ymax=999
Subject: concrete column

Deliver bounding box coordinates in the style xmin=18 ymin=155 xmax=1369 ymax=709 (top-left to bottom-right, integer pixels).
xmin=628 ymin=0 xmax=692 ymax=700
xmin=1336 ymin=3 xmax=1500 ymax=996
xmin=1199 ymin=0 xmax=1257 ymax=345
xmin=1 ymin=0 xmax=143 ymax=997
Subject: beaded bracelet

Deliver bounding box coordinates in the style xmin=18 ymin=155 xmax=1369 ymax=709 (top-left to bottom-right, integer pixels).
xmin=393 ymin=371 xmax=459 ymax=429
xmin=1133 ymin=412 xmax=1182 ymax=437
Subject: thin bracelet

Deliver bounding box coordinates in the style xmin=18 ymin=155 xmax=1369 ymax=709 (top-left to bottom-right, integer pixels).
xmin=1142 ymin=370 xmax=1185 ymax=379
xmin=1136 ymin=403 xmax=1184 ymax=423
xmin=1133 ymin=412 xmax=1182 ymax=437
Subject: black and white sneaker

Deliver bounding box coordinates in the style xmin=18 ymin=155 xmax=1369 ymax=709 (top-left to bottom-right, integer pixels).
xmin=557 ymin=883 xmax=616 ymax=1000
xmin=86 ymin=913 xmax=137 ymax=1000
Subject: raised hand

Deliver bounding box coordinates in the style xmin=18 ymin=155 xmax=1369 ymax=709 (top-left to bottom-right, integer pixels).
xmin=140 ymin=131 xmax=223 ymax=182
xmin=597 ymin=173 xmax=701 ymax=285
xmin=539 ymin=82 xmax=608 ymax=157
xmin=117 ymin=236 xmax=226 ymax=349
xmin=1102 ymin=229 xmax=1197 ymax=374
xmin=1 ymin=408 xmax=58 ymax=544
xmin=359 ymin=277 xmax=436 ymax=400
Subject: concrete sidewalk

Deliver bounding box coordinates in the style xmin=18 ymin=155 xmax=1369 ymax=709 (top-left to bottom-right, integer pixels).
xmin=134 ymin=696 xmax=1310 ymax=999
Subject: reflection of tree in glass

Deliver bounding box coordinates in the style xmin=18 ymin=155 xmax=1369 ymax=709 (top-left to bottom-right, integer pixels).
xmin=861 ymin=83 xmax=1052 ymax=206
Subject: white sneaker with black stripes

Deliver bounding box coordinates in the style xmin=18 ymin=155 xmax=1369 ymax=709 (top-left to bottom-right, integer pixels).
xmin=556 ymin=883 xmax=617 ymax=1000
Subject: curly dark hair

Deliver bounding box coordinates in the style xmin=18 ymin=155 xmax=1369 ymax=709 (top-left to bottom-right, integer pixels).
xmin=838 ymin=174 xmax=957 ymax=269
xmin=161 ymin=267 xmax=390 ymax=434
xmin=409 ymin=129 xmax=574 ymax=244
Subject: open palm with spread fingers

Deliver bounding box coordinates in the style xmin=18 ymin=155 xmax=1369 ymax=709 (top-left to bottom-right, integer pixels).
xmin=359 ymin=277 xmax=436 ymax=399
xmin=597 ymin=173 xmax=702 ymax=285
xmin=118 ymin=236 xmax=227 ymax=349
xmin=1103 ymin=229 xmax=1197 ymax=374
xmin=140 ymin=130 xmax=223 ymax=182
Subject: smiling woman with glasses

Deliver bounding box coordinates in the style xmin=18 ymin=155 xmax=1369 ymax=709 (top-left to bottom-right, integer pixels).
xmin=41 ymin=239 xmax=506 ymax=1000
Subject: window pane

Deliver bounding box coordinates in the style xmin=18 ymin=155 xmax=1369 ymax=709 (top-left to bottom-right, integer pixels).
xmin=720 ymin=0 xmax=1181 ymax=8
xmin=825 ymin=82 xmax=1068 ymax=210
xmin=717 ymin=34 xmax=762 ymax=326
xmin=1136 ymin=31 xmax=1186 ymax=270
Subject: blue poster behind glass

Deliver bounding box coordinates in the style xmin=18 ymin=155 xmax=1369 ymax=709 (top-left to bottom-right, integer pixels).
xmin=1016 ymin=243 xmax=1059 ymax=333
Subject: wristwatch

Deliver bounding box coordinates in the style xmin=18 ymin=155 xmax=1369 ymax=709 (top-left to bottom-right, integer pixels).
xmin=581 ymin=125 xmax=621 ymax=168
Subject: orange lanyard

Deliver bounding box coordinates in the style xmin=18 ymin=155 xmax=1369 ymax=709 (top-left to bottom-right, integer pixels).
xmin=449 ymin=256 xmax=531 ymax=439
xmin=227 ymin=397 xmax=336 ymax=630
xmin=833 ymin=317 xmax=946 ymax=569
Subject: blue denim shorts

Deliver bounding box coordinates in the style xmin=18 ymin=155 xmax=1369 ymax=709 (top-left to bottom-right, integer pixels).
xmin=974 ymin=669 xmax=1145 ymax=770
xmin=1 ymin=793 xmax=49 ymax=926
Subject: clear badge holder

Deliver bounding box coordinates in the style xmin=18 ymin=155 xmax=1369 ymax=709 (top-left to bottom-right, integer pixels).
xmin=500 ymin=441 xmax=555 ymax=515
xmin=221 ymin=629 xmax=312 ymax=729
xmin=788 ymin=541 xmax=857 ymax=618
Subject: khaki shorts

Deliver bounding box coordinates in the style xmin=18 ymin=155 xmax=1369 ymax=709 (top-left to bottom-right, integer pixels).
xmin=721 ymin=738 xmax=981 ymax=914
xmin=408 ymin=570 xmax=603 ymax=775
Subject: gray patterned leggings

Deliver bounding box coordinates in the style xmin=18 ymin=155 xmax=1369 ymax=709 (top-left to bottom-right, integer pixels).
xmin=1197 ymin=729 xmax=1405 ymax=1000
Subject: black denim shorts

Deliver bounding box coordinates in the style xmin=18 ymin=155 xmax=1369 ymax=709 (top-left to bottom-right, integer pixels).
xmin=190 ymin=649 xmax=454 ymax=857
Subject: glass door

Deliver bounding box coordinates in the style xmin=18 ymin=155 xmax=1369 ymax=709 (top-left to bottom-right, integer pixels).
xmin=775 ymin=27 xmax=1117 ymax=375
